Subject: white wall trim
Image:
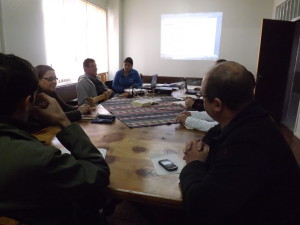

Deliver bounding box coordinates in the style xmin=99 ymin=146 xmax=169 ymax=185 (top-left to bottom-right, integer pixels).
xmin=273 ymin=0 xmax=286 ymax=18
xmin=0 ymin=0 xmax=5 ymax=52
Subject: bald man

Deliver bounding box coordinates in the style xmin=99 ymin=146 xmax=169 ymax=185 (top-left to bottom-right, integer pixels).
xmin=180 ymin=61 xmax=300 ymax=225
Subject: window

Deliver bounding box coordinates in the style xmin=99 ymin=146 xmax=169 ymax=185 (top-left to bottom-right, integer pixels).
xmin=42 ymin=0 xmax=108 ymax=83
xmin=160 ymin=12 xmax=223 ymax=60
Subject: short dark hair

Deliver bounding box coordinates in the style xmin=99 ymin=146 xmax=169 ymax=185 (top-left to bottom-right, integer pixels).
xmin=124 ymin=57 xmax=133 ymax=65
xmin=83 ymin=58 xmax=95 ymax=68
xmin=204 ymin=61 xmax=254 ymax=110
xmin=216 ymin=59 xmax=227 ymax=64
xmin=35 ymin=65 xmax=54 ymax=79
xmin=0 ymin=53 xmax=38 ymax=115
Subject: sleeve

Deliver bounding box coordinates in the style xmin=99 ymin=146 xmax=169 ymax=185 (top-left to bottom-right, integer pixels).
xmin=53 ymin=91 xmax=78 ymax=112
xmin=76 ymin=78 xmax=90 ymax=105
xmin=133 ymin=70 xmax=143 ymax=88
xmin=112 ymin=71 xmax=125 ymax=93
xmin=185 ymin=117 xmax=218 ymax=132
xmin=65 ymin=110 xmax=82 ymax=122
xmin=40 ymin=123 xmax=110 ymax=199
xmin=50 ymin=92 xmax=81 ymax=122
xmin=190 ymin=111 xmax=215 ymax=121
xmin=179 ymin=138 xmax=270 ymax=224
xmin=96 ymin=77 xmax=109 ymax=91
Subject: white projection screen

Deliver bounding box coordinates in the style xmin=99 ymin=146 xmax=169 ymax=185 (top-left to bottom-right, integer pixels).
xmin=161 ymin=12 xmax=223 ymax=60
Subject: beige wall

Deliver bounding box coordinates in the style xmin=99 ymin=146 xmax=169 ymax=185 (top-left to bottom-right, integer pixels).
xmin=120 ymin=0 xmax=274 ymax=77
xmin=0 ymin=0 xmax=274 ymax=77
xmin=0 ymin=0 xmax=47 ymax=64
xmin=107 ymin=0 xmax=123 ymax=80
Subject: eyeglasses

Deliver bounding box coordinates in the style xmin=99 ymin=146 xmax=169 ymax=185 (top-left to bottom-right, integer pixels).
xmin=196 ymin=88 xmax=206 ymax=98
xmin=43 ymin=77 xmax=58 ymax=82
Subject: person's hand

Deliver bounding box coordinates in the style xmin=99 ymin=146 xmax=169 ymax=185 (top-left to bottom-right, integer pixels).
xmin=183 ymin=140 xmax=209 ymax=164
xmin=31 ymin=93 xmax=71 ymax=128
xmin=181 ymin=111 xmax=191 ymax=116
xmin=106 ymin=89 xmax=114 ymax=98
xmin=119 ymin=92 xmax=129 ymax=97
xmin=185 ymin=97 xmax=195 ymax=109
xmin=78 ymin=104 xmax=91 ymax=114
xmin=176 ymin=113 xmax=189 ymax=124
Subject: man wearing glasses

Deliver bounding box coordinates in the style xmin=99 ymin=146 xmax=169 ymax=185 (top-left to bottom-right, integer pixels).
xmin=180 ymin=61 xmax=300 ymax=225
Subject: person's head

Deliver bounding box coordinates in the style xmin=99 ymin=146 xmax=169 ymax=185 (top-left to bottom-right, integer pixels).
xmin=36 ymin=65 xmax=57 ymax=93
xmin=83 ymin=58 xmax=97 ymax=76
xmin=123 ymin=57 xmax=133 ymax=73
xmin=201 ymin=61 xmax=255 ymax=124
xmin=0 ymin=53 xmax=38 ymax=116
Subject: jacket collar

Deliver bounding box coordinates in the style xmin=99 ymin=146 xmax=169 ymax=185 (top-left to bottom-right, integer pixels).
xmin=203 ymin=101 xmax=269 ymax=145
xmin=0 ymin=118 xmax=41 ymax=142
xmin=220 ymin=101 xmax=269 ymax=137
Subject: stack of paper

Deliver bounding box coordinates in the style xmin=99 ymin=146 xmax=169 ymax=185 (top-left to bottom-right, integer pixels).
xmin=131 ymin=98 xmax=161 ymax=107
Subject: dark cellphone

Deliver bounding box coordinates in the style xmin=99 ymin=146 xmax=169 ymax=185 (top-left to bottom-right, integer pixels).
xmin=91 ymin=114 xmax=116 ymax=124
xmin=91 ymin=118 xmax=115 ymax=124
xmin=97 ymin=114 xmax=116 ymax=120
xmin=158 ymin=159 xmax=178 ymax=171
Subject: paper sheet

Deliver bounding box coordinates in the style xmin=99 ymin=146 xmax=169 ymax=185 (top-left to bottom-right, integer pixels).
xmin=59 ymin=148 xmax=107 ymax=158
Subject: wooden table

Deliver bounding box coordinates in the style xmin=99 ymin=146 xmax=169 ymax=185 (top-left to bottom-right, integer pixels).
xmin=33 ymin=97 xmax=203 ymax=208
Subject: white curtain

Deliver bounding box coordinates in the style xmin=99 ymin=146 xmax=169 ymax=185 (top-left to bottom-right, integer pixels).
xmin=42 ymin=0 xmax=108 ymax=83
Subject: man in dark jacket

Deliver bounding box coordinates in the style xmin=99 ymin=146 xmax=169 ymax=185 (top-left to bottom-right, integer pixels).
xmin=0 ymin=53 xmax=110 ymax=225
xmin=180 ymin=61 xmax=300 ymax=225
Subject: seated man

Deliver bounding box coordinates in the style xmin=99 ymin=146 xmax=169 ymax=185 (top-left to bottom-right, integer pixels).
xmin=176 ymin=110 xmax=218 ymax=132
xmin=77 ymin=58 xmax=114 ymax=105
xmin=0 ymin=53 xmax=110 ymax=225
xmin=180 ymin=61 xmax=300 ymax=225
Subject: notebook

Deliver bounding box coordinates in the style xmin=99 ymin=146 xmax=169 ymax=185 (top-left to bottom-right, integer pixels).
xmin=142 ymin=74 xmax=158 ymax=89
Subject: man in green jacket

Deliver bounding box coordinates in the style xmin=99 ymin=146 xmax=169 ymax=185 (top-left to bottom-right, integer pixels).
xmin=0 ymin=53 xmax=110 ymax=225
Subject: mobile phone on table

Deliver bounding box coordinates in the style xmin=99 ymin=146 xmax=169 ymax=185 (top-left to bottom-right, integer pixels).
xmin=91 ymin=114 xmax=116 ymax=124
xmin=158 ymin=159 xmax=178 ymax=171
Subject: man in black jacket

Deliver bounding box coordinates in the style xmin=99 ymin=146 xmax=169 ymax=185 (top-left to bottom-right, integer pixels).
xmin=0 ymin=53 xmax=110 ymax=225
xmin=180 ymin=61 xmax=300 ymax=225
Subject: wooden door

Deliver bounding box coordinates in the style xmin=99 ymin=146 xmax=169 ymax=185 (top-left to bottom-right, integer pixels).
xmin=282 ymin=21 xmax=300 ymax=130
xmin=255 ymin=19 xmax=295 ymax=122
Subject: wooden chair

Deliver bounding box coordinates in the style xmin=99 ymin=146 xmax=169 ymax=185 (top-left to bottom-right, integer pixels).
xmin=97 ymin=72 xmax=107 ymax=83
xmin=86 ymin=93 xmax=108 ymax=107
xmin=0 ymin=216 xmax=24 ymax=225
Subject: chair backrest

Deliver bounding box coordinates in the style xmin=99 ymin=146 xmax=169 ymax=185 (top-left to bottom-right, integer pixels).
xmin=185 ymin=77 xmax=202 ymax=86
xmin=97 ymin=72 xmax=107 ymax=83
xmin=86 ymin=93 xmax=108 ymax=107
xmin=0 ymin=216 xmax=24 ymax=225
xmin=55 ymin=83 xmax=77 ymax=103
